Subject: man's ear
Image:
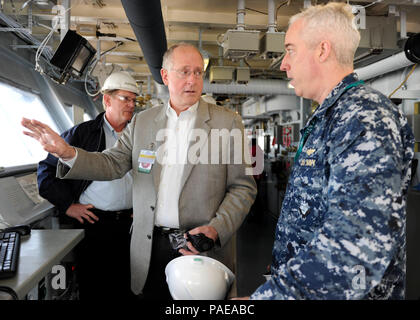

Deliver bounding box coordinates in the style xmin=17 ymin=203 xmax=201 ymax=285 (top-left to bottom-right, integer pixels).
xmin=161 ymin=68 xmax=169 ymax=86
xmin=103 ymin=94 xmax=112 ymax=109
xmin=318 ymin=40 xmax=332 ymax=63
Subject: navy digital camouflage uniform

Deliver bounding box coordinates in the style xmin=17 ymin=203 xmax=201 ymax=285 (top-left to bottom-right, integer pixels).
xmin=251 ymin=73 xmax=414 ymax=300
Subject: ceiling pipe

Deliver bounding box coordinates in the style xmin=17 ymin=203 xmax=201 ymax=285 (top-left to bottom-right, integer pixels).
xmin=355 ymin=33 xmax=420 ymax=81
xmin=120 ymin=0 xmax=167 ymax=84
xmin=267 ymin=0 xmax=276 ymax=33
xmin=203 ymin=79 xmax=295 ymax=96
xmin=154 ymin=79 xmax=294 ymax=98
xmin=236 ymin=0 xmax=246 ymax=31
xmin=355 ymin=51 xmax=414 ymax=81
xmin=400 ymin=9 xmax=407 ymax=39
xmin=218 ymin=46 xmax=224 ymax=66
xmin=354 ymin=52 xmax=413 ymax=80
xmin=61 ymin=0 xmax=70 ymax=41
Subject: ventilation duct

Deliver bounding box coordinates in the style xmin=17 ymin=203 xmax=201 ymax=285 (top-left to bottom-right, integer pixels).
xmin=120 ymin=0 xmax=167 ymax=84
xmin=203 ymin=79 xmax=294 ymax=96
xmin=355 ymin=33 xmax=420 ymax=81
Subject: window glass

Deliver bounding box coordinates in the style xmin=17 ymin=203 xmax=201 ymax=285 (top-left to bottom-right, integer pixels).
xmin=0 ymin=82 xmax=59 ymax=167
xmin=83 ymin=112 xmax=92 ymax=122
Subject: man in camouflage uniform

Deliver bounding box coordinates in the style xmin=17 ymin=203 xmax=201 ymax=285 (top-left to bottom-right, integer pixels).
xmin=249 ymin=3 xmax=414 ymax=299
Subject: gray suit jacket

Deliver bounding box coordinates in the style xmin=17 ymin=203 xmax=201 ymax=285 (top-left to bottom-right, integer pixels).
xmin=57 ymin=98 xmax=257 ymax=294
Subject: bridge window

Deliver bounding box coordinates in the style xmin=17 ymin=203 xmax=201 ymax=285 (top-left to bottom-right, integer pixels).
xmin=0 ymin=82 xmax=59 ymax=167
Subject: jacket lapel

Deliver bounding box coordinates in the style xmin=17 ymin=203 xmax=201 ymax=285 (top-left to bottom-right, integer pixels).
xmin=179 ymin=99 xmax=211 ymax=192
xmin=152 ymin=105 xmax=167 ymax=192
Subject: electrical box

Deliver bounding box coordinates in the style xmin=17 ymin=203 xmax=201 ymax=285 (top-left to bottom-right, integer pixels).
xmin=235 ymin=67 xmax=250 ymax=84
xmin=222 ymin=29 xmax=260 ymax=60
xmin=354 ymin=16 xmax=399 ymax=68
xmin=260 ymin=32 xmax=285 ymax=59
xmin=76 ymin=24 xmax=97 ymax=37
xmin=209 ymin=66 xmax=234 ymax=83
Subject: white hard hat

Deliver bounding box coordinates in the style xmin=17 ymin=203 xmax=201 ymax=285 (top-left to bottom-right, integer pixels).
xmin=165 ymin=255 xmax=235 ymax=300
xmin=101 ymin=71 xmax=139 ymax=95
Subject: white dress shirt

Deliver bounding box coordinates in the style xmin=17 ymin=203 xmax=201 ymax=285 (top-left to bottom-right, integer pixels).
xmin=75 ymin=115 xmax=133 ymax=211
xmin=154 ymin=101 xmax=199 ymax=228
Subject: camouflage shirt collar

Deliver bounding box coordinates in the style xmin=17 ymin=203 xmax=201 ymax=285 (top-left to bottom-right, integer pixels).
xmin=305 ymin=73 xmax=359 ymax=127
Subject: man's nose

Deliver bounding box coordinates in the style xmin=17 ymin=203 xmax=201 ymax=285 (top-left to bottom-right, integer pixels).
xmin=280 ymin=57 xmax=289 ymax=72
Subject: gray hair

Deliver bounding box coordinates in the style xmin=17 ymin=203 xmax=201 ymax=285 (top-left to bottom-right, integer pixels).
xmin=161 ymin=42 xmax=204 ymax=70
xmin=289 ymin=2 xmax=360 ymax=67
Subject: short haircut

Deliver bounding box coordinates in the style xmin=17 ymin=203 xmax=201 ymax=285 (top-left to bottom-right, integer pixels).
xmin=161 ymin=42 xmax=204 ymax=70
xmin=289 ymin=2 xmax=360 ymax=67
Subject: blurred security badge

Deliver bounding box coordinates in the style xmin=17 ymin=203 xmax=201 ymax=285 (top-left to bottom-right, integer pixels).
xmin=138 ymin=149 xmax=156 ymax=173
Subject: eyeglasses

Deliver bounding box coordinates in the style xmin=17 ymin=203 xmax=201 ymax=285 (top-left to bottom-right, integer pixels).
xmin=113 ymin=94 xmax=137 ymax=104
xmin=171 ymin=68 xmax=205 ymax=79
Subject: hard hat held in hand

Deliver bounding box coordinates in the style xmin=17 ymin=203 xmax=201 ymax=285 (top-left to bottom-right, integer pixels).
xmin=101 ymin=71 xmax=139 ymax=95
xmin=165 ymin=255 xmax=235 ymax=300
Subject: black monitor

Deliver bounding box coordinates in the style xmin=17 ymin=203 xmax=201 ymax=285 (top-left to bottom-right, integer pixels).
xmin=50 ymin=30 xmax=96 ymax=83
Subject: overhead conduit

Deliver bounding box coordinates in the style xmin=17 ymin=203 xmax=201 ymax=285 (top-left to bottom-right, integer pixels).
xmin=203 ymin=79 xmax=295 ymax=96
xmin=120 ymin=0 xmax=167 ymax=84
xmin=119 ymin=2 xmax=419 ymax=97
xmin=209 ymin=33 xmax=419 ymax=96
xmin=355 ymin=51 xmax=414 ymax=81
xmin=203 ymin=0 xmax=295 ymax=96
xmin=120 ymin=0 xmax=294 ymax=97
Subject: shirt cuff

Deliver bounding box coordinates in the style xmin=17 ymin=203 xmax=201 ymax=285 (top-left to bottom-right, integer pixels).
xmin=59 ymin=148 xmax=78 ymax=167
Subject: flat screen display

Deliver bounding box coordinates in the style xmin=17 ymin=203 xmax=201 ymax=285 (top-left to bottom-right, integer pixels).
xmin=71 ymin=45 xmax=92 ymax=75
xmin=50 ymin=30 xmax=96 ymax=80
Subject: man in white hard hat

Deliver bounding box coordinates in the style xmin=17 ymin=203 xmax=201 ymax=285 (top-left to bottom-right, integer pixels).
xmin=36 ymin=71 xmax=139 ymax=300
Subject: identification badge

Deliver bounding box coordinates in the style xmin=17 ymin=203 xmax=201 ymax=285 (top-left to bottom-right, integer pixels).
xmin=138 ymin=149 xmax=156 ymax=173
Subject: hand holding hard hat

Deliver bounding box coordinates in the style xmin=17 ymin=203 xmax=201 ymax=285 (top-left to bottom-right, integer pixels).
xmin=165 ymin=255 xmax=235 ymax=300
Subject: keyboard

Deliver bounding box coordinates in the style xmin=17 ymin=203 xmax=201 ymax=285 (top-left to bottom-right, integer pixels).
xmin=0 ymin=231 xmax=20 ymax=279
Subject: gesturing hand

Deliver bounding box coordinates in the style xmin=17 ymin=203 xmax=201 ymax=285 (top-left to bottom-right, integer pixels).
xmin=21 ymin=118 xmax=76 ymax=160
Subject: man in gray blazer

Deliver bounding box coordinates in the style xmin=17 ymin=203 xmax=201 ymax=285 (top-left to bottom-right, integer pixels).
xmin=22 ymin=43 xmax=257 ymax=299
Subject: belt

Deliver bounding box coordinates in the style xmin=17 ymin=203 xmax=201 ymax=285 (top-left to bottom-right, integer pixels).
xmin=89 ymin=208 xmax=133 ymax=221
xmin=153 ymin=226 xmax=181 ymax=235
